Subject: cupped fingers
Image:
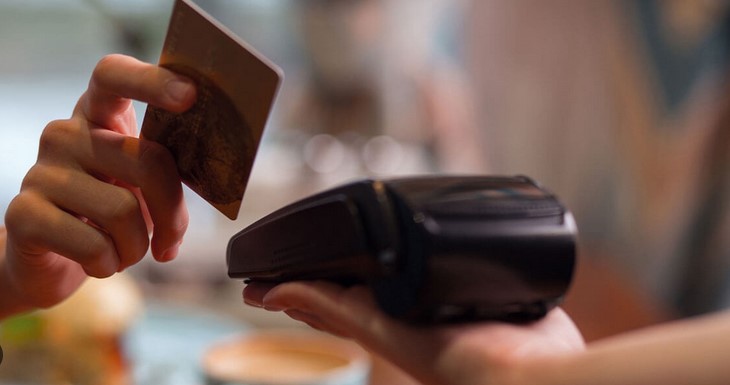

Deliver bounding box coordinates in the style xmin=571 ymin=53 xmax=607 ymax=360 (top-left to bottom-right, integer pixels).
xmin=5 ymin=190 xmax=120 ymax=278
xmin=38 ymin=119 xmax=188 ymax=262
xmin=21 ymin=163 xmax=150 ymax=271
xmin=85 ymin=129 xmax=188 ymax=261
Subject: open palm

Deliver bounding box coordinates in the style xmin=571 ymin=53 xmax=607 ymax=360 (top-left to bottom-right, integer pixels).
xmin=244 ymin=281 xmax=584 ymax=385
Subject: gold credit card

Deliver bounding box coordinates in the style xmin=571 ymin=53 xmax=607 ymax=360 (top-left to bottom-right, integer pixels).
xmin=141 ymin=0 xmax=283 ymax=220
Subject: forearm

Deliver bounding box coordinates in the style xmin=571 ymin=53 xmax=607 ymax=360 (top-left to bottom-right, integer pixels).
xmin=0 ymin=226 xmax=32 ymax=320
xmin=521 ymin=310 xmax=730 ymax=385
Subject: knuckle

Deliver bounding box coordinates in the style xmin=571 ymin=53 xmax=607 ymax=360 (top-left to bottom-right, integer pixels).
xmin=4 ymin=193 xmax=42 ymax=242
xmin=20 ymin=165 xmax=42 ymax=188
xmin=20 ymin=163 xmax=52 ymax=190
xmin=39 ymin=119 xmax=77 ymax=157
xmin=93 ymin=54 xmax=122 ymax=79
xmin=90 ymin=54 xmax=126 ymax=97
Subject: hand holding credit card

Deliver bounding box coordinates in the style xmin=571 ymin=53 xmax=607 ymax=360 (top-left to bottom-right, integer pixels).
xmin=142 ymin=0 xmax=283 ymax=220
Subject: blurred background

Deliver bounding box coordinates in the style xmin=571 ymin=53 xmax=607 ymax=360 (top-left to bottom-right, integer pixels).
xmin=1 ymin=0 xmax=730 ymax=384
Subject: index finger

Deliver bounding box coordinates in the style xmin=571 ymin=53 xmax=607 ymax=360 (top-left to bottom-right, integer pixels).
xmin=74 ymin=54 xmax=196 ymax=133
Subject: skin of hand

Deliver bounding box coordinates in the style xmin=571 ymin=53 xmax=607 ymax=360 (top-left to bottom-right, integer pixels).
xmin=243 ymin=281 xmax=585 ymax=385
xmin=245 ymin=281 xmax=730 ymax=385
xmin=0 ymin=54 xmax=196 ymax=318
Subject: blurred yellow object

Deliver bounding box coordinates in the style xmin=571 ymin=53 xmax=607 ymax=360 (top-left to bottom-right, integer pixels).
xmin=0 ymin=273 xmax=143 ymax=385
xmin=42 ymin=272 xmax=143 ymax=337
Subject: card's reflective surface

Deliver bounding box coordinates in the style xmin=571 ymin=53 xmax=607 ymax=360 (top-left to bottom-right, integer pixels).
xmin=141 ymin=0 xmax=283 ymax=220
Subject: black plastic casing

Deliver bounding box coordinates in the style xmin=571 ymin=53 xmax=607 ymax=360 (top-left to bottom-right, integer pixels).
xmin=227 ymin=176 xmax=577 ymax=323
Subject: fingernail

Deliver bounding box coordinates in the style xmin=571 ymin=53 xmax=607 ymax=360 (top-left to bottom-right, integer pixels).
xmin=243 ymin=295 xmax=263 ymax=308
xmin=243 ymin=283 xmax=279 ymax=309
xmin=165 ymin=77 xmax=194 ymax=103
xmin=263 ymin=302 xmax=287 ymax=312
